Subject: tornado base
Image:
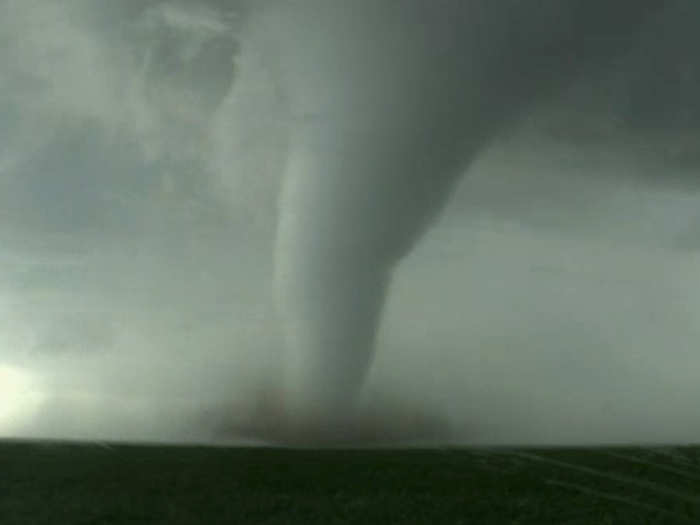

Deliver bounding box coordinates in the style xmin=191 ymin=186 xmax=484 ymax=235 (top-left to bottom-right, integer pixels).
xmin=209 ymin=386 xmax=452 ymax=448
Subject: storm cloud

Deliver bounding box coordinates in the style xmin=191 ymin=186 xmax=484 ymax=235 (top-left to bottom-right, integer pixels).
xmin=1 ymin=0 xmax=700 ymax=445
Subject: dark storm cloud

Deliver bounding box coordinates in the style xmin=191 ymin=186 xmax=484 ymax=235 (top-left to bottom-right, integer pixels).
xmin=1 ymin=0 xmax=700 ymax=445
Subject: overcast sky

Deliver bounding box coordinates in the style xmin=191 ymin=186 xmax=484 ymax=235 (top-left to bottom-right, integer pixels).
xmin=1 ymin=0 xmax=700 ymax=446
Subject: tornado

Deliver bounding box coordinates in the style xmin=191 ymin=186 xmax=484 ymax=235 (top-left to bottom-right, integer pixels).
xmin=262 ymin=0 xmax=670 ymax=428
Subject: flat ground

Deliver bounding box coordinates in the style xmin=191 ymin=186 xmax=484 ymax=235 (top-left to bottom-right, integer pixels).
xmin=2 ymin=441 xmax=700 ymax=524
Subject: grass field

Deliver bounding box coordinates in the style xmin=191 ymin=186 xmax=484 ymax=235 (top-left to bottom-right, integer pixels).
xmin=2 ymin=441 xmax=700 ymax=524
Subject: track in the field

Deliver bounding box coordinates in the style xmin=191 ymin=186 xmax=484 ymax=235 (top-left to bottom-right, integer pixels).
xmin=3 ymin=440 xmax=700 ymax=524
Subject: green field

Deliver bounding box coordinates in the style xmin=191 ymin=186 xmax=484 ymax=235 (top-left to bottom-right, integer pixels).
xmin=2 ymin=441 xmax=700 ymax=524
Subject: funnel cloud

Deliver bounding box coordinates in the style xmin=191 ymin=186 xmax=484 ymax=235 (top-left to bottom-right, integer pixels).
xmin=2 ymin=0 xmax=700 ymax=445
xmin=263 ymin=0 xmax=672 ymax=424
